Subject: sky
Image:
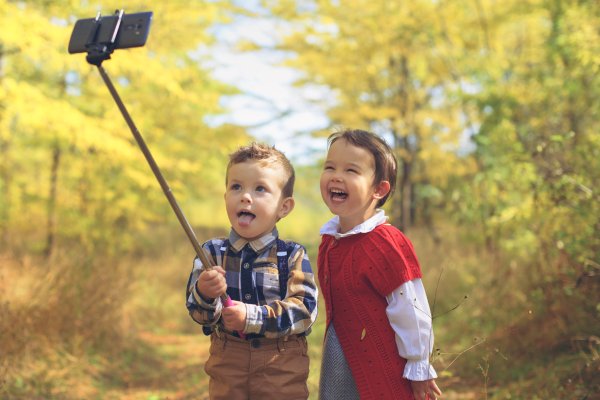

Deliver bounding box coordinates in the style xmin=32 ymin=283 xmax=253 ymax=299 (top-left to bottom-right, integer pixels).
xmin=202 ymin=10 xmax=477 ymax=164
xmin=201 ymin=9 xmax=332 ymax=165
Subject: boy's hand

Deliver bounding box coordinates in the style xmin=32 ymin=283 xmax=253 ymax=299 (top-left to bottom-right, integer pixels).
xmin=196 ymin=266 xmax=227 ymax=301
xmin=410 ymin=378 xmax=442 ymax=400
xmin=221 ymin=300 xmax=247 ymax=332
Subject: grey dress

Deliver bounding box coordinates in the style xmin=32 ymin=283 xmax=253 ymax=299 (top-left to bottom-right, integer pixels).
xmin=319 ymin=324 xmax=360 ymax=400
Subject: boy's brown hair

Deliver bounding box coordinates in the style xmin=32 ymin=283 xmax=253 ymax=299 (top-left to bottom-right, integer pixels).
xmin=227 ymin=142 xmax=296 ymax=198
xmin=327 ymin=129 xmax=397 ymax=208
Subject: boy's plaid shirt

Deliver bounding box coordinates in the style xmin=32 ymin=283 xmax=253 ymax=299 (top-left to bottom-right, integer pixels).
xmin=186 ymin=228 xmax=318 ymax=339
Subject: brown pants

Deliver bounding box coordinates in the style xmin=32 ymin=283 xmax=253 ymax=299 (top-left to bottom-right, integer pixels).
xmin=204 ymin=332 xmax=310 ymax=400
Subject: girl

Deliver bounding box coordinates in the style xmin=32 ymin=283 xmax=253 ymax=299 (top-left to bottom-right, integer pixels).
xmin=318 ymin=129 xmax=442 ymax=400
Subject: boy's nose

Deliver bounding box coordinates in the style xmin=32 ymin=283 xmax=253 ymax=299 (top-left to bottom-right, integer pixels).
xmin=241 ymin=192 xmax=252 ymax=203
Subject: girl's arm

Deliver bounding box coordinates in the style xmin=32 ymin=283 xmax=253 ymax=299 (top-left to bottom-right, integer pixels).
xmin=385 ymin=278 xmax=437 ymax=381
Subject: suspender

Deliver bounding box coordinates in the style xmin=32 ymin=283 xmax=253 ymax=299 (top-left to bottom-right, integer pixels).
xmin=222 ymin=238 xmax=291 ymax=300
xmin=276 ymin=239 xmax=290 ymax=299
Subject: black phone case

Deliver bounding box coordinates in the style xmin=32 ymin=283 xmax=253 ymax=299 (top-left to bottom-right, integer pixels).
xmin=68 ymin=11 xmax=153 ymax=54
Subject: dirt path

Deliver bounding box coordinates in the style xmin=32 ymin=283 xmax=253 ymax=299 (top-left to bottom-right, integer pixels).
xmin=100 ymin=331 xmax=477 ymax=400
xmin=101 ymin=332 xmax=211 ymax=400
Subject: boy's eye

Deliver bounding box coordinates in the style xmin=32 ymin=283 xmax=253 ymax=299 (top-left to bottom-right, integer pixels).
xmin=256 ymin=185 xmax=266 ymax=192
xmin=230 ymin=183 xmax=241 ymax=190
xmin=347 ymin=168 xmax=358 ymax=174
xmin=323 ymin=165 xmax=334 ymax=171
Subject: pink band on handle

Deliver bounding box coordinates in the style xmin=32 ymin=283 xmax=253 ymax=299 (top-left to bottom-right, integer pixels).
xmin=222 ymin=296 xmax=234 ymax=307
xmin=221 ymin=295 xmax=245 ymax=339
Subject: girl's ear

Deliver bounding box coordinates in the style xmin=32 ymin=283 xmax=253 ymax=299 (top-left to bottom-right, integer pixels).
xmin=373 ymin=180 xmax=391 ymax=200
xmin=277 ymin=197 xmax=295 ymax=219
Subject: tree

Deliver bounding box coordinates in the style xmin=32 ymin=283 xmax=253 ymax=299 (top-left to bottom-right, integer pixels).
xmin=244 ymin=0 xmax=474 ymax=231
xmin=0 ymin=1 xmax=250 ymax=255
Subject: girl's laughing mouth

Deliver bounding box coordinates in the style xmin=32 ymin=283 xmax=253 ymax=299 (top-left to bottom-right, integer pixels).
xmin=330 ymin=188 xmax=348 ymax=202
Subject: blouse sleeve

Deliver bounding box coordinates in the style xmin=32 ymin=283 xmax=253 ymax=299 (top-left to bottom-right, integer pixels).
xmin=386 ymin=279 xmax=438 ymax=381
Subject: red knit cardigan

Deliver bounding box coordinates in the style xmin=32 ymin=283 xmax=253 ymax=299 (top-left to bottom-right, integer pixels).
xmin=318 ymin=224 xmax=423 ymax=400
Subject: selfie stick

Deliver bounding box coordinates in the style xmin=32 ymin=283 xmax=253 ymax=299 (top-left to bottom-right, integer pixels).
xmin=81 ymin=10 xmax=237 ymax=311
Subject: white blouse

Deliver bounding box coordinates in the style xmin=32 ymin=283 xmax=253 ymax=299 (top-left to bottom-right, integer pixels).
xmin=320 ymin=210 xmax=437 ymax=381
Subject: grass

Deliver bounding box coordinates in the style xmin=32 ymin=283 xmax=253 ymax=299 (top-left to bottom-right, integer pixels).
xmin=1 ymin=223 xmax=598 ymax=399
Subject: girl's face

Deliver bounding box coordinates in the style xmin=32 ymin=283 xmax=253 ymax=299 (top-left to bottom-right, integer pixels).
xmin=320 ymin=139 xmax=389 ymax=233
xmin=225 ymin=160 xmax=294 ymax=241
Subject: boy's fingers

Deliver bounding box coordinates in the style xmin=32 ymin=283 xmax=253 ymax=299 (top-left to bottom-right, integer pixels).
xmin=197 ymin=270 xmax=227 ymax=298
xmin=200 ymin=267 xmax=225 ymax=281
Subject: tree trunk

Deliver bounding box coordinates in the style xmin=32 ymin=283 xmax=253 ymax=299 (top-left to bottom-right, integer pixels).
xmin=0 ymin=130 xmax=9 ymax=249
xmin=0 ymin=44 xmax=9 ymax=249
xmin=44 ymin=145 xmax=61 ymax=257
xmin=399 ymin=157 xmax=412 ymax=231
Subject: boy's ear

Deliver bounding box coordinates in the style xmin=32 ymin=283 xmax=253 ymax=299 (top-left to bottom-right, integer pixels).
xmin=277 ymin=197 xmax=295 ymax=219
xmin=373 ymin=180 xmax=391 ymax=200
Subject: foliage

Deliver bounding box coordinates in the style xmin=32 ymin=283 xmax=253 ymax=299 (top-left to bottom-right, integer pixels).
xmin=250 ymin=0 xmax=477 ymax=230
xmin=1 ymin=0 xmax=600 ymax=399
xmin=0 ymin=0 xmax=250 ymax=257
xmin=447 ymin=0 xmax=600 ymax=341
xmin=238 ymin=0 xmax=600 ymax=396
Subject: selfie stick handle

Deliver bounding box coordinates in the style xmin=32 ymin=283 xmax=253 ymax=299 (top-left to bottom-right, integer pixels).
xmin=83 ymin=12 xmax=214 ymax=270
xmin=84 ymin=12 xmax=238 ymax=331
xmin=95 ymin=66 xmax=208 ymax=263
xmin=96 ymin=66 xmax=236 ymax=310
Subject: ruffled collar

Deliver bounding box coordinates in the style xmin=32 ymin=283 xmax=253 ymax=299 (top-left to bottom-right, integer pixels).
xmin=319 ymin=210 xmax=387 ymax=239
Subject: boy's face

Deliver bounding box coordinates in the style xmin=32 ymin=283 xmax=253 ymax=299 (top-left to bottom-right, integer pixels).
xmin=225 ymin=160 xmax=294 ymax=241
xmin=320 ymin=139 xmax=389 ymax=232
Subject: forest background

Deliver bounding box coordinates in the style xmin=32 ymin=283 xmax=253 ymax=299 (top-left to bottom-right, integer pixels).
xmin=1 ymin=1 xmax=598 ymax=399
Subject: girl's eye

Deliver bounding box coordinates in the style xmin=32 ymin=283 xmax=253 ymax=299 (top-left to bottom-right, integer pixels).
xmin=347 ymin=168 xmax=358 ymax=174
xmin=256 ymin=185 xmax=266 ymax=192
xmin=230 ymin=183 xmax=241 ymax=190
xmin=323 ymin=165 xmax=334 ymax=171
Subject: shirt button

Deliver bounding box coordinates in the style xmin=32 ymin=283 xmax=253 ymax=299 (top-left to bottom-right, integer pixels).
xmin=244 ymin=293 xmax=252 ymax=300
xmin=243 ymin=263 xmax=250 ymax=270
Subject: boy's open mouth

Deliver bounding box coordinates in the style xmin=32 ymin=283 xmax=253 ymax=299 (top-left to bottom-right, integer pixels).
xmin=237 ymin=210 xmax=256 ymax=226
xmin=330 ymin=188 xmax=348 ymax=202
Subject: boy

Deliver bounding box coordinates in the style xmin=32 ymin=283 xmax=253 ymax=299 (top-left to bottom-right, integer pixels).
xmin=185 ymin=142 xmax=318 ymax=400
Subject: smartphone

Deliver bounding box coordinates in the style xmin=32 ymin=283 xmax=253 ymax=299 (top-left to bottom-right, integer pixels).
xmin=68 ymin=11 xmax=153 ymax=54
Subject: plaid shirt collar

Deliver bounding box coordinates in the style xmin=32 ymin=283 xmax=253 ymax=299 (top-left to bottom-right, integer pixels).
xmin=228 ymin=227 xmax=279 ymax=254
